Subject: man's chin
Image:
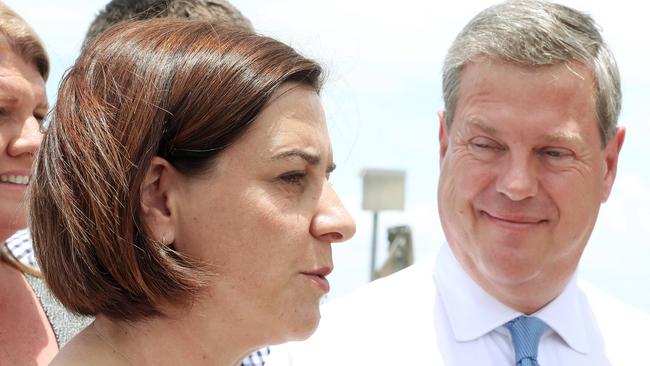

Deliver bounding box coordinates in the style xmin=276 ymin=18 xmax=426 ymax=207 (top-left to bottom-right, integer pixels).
xmin=478 ymin=257 xmax=545 ymax=288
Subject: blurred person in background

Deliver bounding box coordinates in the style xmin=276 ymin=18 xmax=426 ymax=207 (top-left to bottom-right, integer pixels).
xmin=5 ymin=0 xmax=263 ymax=364
xmin=83 ymin=0 xmax=253 ymax=47
xmin=0 ymin=2 xmax=91 ymax=365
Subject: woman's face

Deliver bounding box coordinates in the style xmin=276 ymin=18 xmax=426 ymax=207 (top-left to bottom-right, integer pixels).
xmin=0 ymin=48 xmax=47 ymax=235
xmin=172 ymin=83 xmax=355 ymax=342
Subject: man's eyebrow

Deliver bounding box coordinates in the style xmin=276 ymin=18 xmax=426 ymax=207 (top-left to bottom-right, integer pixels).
xmin=272 ymin=149 xmax=321 ymax=165
xmin=466 ymin=118 xmax=498 ymax=135
xmin=542 ymin=130 xmax=585 ymax=145
xmin=0 ymin=95 xmax=17 ymax=104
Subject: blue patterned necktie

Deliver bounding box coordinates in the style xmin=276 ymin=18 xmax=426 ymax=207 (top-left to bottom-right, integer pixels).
xmin=504 ymin=316 xmax=548 ymax=366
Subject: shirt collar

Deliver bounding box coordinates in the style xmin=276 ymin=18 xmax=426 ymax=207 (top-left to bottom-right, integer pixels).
xmin=433 ymin=242 xmax=589 ymax=354
xmin=533 ymin=274 xmax=589 ymax=354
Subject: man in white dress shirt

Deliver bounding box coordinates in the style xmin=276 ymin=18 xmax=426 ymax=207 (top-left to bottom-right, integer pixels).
xmin=266 ymin=1 xmax=650 ymax=365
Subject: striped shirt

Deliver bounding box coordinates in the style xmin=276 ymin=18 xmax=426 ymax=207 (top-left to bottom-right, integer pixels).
xmin=242 ymin=347 xmax=270 ymax=366
xmin=5 ymin=229 xmax=38 ymax=270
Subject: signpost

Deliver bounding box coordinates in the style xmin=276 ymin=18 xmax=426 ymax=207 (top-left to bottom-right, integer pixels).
xmin=361 ymin=169 xmax=405 ymax=281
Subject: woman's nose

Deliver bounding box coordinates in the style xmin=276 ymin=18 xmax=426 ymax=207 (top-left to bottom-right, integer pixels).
xmin=7 ymin=115 xmax=43 ymax=158
xmin=310 ymin=181 xmax=356 ymax=243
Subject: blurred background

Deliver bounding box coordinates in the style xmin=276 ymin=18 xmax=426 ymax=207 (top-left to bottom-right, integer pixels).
xmin=8 ymin=0 xmax=649 ymax=312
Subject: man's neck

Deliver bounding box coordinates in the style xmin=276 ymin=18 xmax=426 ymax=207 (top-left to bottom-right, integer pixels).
xmin=449 ymin=246 xmax=576 ymax=314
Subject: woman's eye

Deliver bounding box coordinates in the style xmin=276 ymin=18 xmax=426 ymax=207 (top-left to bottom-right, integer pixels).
xmin=279 ymin=171 xmax=306 ymax=186
xmin=34 ymin=114 xmax=45 ymax=125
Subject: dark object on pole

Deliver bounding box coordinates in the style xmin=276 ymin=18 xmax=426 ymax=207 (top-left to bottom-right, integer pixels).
xmin=375 ymin=225 xmax=413 ymax=279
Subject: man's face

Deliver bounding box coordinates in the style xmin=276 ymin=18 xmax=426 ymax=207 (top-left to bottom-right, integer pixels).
xmin=437 ymin=59 xmax=625 ymax=303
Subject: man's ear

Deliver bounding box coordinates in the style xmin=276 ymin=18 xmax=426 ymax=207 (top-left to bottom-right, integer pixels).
xmin=140 ymin=156 xmax=179 ymax=245
xmin=438 ymin=111 xmax=450 ymax=163
xmin=601 ymin=127 xmax=626 ymax=203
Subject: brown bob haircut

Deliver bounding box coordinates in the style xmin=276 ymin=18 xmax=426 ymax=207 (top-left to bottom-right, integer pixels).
xmin=0 ymin=2 xmax=49 ymax=80
xmin=29 ymin=19 xmax=322 ymax=321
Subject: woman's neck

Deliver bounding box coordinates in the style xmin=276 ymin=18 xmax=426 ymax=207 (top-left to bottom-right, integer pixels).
xmin=92 ymin=309 xmax=258 ymax=366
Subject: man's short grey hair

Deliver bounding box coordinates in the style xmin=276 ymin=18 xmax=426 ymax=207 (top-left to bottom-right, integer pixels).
xmin=442 ymin=0 xmax=620 ymax=145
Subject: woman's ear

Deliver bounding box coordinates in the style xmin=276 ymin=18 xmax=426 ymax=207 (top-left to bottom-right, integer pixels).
xmin=140 ymin=156 xmax=178 ymax=245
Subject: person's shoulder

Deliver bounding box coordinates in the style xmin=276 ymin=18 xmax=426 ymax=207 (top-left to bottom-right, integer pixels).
xmin=266 ymin=257 xmax=439 ymax=366
xmin=325 ymin=255 xmax=437 ymax=315
xmin=578 ymin=279 xmax=650 ymax=363
xmin=50 ymin=326 xmax=119 ymax=366
xmin=579 ymin=279 xmax=650 ymax=324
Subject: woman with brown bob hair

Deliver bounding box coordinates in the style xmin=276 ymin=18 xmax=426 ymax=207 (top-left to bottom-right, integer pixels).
xmin=29 ymin=18 xmax=355 ymax=365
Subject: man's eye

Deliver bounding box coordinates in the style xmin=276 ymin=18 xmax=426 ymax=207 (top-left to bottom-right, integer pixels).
xmin=541 ymin=148 xmax=572 ymax=159
xmin=279 ymin=171 xmax=306 ymax=186
xmin=469 ymin=137 xmax=501 ymax=151
xmin=466 ymin=137 xmax=503 ymax=161
xmin=472 ymin=142 xmax=493 ymax=149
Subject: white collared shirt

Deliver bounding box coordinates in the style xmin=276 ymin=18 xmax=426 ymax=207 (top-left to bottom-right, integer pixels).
xmin=434 ymin=243 xmax=608 ymax=365
xmin=267 ymin=242 xmax=650 ymax=365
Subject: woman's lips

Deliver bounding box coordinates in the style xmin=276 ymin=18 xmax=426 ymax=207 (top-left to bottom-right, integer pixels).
xmin=0 ymin=174 xmax=31 ymax=191
xmin=302 ymin=267 xmax=332 ymax=293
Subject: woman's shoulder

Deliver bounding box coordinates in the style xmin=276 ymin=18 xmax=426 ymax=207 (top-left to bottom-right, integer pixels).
xmin=23 ymin=272 xmax=94 ymax=346
xmin=51 ymin=327 xmax=124 ymax=366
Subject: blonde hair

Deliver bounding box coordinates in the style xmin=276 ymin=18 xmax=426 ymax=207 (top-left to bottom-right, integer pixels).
xmin=0 ymin=2 xmax=49 ymax=80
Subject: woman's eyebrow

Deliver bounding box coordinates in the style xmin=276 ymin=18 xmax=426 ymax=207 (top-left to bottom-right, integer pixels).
xmin=272 ymin=149 xmax=320 ymax=165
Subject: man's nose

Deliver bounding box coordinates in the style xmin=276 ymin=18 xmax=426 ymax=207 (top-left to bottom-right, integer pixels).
xmin=495 ymin=154 xmax=538 ymax=201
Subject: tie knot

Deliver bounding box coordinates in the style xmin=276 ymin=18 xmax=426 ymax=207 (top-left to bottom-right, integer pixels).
xmin=504 ymin=316 xmax=547 ymax=365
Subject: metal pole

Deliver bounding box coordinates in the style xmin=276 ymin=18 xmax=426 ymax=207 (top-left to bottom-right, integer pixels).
xmin=370 ymin=211 xmax=378 ymax=281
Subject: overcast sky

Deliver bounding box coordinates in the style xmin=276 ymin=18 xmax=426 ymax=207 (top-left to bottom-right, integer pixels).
xmin=7 ymin=0 xmax=649 ymax=312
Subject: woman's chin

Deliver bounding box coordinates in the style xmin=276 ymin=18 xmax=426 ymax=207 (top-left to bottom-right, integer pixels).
xmin=274 ymin=311 xmax=321 ymax=344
